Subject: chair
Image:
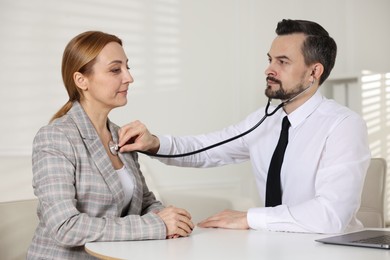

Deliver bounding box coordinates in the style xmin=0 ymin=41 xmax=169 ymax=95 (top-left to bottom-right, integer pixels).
xmin=0 ymin=199 xmax=38 ymax=260
xmin=357 ymin=158 xmax=387 ymax=228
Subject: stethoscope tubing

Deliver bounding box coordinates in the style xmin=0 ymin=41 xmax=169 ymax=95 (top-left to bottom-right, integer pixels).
xmin=138 ymin=99 xmax=285 ymax=158
xmin=135 ymin=79 xmax=315 ymax=158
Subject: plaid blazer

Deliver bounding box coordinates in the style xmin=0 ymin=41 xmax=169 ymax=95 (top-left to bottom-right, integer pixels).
xmin=27 ymin=102 xmax=166 ymax=260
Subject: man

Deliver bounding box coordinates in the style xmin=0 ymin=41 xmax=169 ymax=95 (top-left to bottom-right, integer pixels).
xmin=118 ymin=19 xmax=370 ymax=234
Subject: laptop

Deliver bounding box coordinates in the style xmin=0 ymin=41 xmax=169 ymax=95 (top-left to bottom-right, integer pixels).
xmin=315 ymin=230 xmax=390 ymax=249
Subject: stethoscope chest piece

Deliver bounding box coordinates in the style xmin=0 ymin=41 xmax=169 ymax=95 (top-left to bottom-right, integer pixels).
xmin=108 ymin=141 xmax=120 ymax=156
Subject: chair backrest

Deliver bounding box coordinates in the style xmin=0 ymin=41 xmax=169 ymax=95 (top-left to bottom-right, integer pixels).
xmin=357 ymin=158 xmax=387 ymax=228
xmin=0 ymin=199 xmax=38 ymax=260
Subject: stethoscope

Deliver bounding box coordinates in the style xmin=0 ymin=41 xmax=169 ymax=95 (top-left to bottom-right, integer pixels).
xmin=109 ymin=80 xmax=315 ymax=158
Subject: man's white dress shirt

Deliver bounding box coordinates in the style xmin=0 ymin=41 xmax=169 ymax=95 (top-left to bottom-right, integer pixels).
xmin=156 ymin=91 xmax=371 ymax=233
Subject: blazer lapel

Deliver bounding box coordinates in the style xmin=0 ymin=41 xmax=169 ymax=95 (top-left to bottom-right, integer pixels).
xmin=68 ymin=102 xmax=125 ymax=210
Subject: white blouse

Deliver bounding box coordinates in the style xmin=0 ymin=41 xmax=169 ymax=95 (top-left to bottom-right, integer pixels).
xmin=116 ymin=165 xmax=135 ymax=207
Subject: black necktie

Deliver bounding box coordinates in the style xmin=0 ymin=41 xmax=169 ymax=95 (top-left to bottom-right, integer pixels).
xmin=266 ymin=116 xmax=290 ymax=207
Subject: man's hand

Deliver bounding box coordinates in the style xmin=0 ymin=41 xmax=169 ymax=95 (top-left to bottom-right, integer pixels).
xmin=118 ymin=120 xmax=160 ymax=153
xmin=197 ymin=209 xmax=249 ymax=229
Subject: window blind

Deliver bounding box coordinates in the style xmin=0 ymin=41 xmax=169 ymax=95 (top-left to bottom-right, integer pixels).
xmin=0 ymin=0 xmax=181 ymax=156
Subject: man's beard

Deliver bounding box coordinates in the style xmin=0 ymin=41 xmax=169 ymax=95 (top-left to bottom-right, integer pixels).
xmin=265 ymin=76 xmax=307 ymax=101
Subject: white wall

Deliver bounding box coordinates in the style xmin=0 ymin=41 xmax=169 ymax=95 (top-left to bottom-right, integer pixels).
xmin=1 ymin=0 xmax=389 ymax=213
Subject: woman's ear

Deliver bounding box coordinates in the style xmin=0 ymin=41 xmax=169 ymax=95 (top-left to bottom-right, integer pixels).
xmin=73 ymin=72 xmax=88 ymax=91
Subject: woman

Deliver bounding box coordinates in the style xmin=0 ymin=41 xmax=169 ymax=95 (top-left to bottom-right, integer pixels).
xmin=27 ymin=31 xmax=194 ymax=259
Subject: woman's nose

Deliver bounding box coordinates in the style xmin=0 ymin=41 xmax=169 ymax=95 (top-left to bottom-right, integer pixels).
xmin=125 ymin=70 xmax=134 ymax=84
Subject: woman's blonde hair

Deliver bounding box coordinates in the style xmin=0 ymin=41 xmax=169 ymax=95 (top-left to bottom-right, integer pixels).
xmin=50 ymin=31 xmax=122 ymax=122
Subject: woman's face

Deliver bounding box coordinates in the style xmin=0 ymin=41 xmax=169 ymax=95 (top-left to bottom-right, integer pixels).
xmin=82 ymin=42 xmax=133 ymax=110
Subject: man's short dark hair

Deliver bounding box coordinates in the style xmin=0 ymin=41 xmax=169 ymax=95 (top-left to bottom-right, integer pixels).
xmin=276 ymin=19 xmax=337 ymax=85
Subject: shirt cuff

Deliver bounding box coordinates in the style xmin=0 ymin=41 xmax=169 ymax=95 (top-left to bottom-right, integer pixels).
xmin=156 ymin=135 xmax=171 ymax=154
xmin=247 ymin=207 xmax=268 ymax=230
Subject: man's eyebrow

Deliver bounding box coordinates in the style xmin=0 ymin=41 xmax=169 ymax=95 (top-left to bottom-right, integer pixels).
xmin=267 ymin=53 xmax=291 ymax=61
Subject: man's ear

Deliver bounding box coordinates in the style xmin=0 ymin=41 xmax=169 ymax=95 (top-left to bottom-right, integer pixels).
xmin=73 ymin=72 xmax=88 ymax=91
xmin=310 ymin=63 xmax=324 ymax=83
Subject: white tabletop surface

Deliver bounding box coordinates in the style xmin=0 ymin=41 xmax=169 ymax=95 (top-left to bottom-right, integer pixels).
xmin=85 ymin=227 xmax=390 ymax=260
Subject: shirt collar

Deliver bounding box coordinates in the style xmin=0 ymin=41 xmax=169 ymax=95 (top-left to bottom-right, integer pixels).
xmin=287 ymin=90 xmax=324 ymax=129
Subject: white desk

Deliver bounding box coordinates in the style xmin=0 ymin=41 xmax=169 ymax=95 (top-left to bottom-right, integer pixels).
xmin=85 ymin=228 xmax=390 ymax=260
